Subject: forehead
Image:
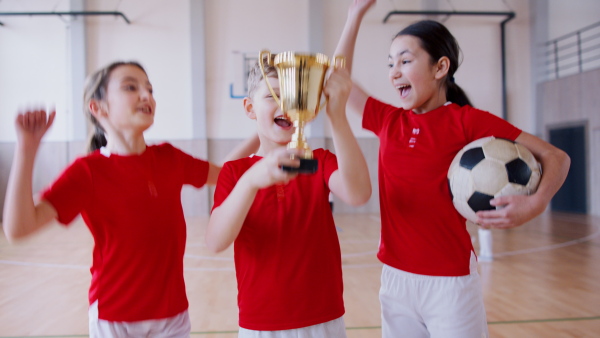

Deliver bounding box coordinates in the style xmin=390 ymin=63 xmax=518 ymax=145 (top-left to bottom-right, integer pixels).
xmin=389 ymin=35 xmax=422 ymax=58
xmin=254 ymin=76 xmax=279 ymax=93
xmin=109 ymin=65 xmax=149 ymax=83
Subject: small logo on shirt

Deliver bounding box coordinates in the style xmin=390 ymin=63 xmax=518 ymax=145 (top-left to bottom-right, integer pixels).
xmin=409 ymin=128 xmax=420 ymax=148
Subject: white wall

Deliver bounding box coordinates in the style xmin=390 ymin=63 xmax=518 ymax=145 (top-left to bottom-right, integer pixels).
xmin=85 ymin=0 xmax=194 ymax=140
xmin=548 ymin=0 xmax=600 ymax=40
xmin=0 ymin=0 xmax=194 ymax=142
xmin=321 ymin=0 xmax=533 ymax=135
xmin=2 ymin=0 xmax=599 ymax=143
xmin=0 ymin=1 xmax=70 ymax=142
xmin=204 ymin=0 xmax=310 ymax=140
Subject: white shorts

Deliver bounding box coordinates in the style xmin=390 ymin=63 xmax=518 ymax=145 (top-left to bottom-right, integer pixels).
xmin=88 ymin=301 xmax=191 ymax=338
xmin=238 ymin=316 xmax=347 ymax=338
xmin=380 ymin=252 xmax=488 ymax=338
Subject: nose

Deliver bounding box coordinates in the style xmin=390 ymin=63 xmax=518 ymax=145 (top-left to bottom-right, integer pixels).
xmin=389 ymin=64 xmax=401 ymax=79
xmin=140 ymin=88 xmax=153 ymax=101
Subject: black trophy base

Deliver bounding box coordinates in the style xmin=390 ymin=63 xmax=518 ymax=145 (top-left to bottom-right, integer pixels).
xmin=281 ymin=158 xmax=318 ymax=174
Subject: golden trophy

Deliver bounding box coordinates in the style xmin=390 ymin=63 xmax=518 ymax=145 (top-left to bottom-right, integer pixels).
xmin=259 ymin=50 xmax=345 ymax=174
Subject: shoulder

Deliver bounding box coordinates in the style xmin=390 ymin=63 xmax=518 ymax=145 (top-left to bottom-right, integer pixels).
xmin=223 ymin=155 xmax=260 ymax=171
xmin=443 ymin=103 xmax=492 ymax=122
xmin=70 ymin=151 xmax=102 ymax=169
xmin=148 ymin=142 xmax=198 ymax=161
xmin=366 ymin=96 xmax=406 ymax=114
xmin=149 ymin=142 xmax=178 ymax=154
xmin=448 ymin=103 xmax=491 ymax=115
xmin=313 ymin=148 xmax=336 ymax=160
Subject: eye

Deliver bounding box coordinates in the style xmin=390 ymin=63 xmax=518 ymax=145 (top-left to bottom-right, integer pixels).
xmin=402 ymin=60 xmax=411 ymax=64
xmin=124 ymin=84 xmax=137 ymax=91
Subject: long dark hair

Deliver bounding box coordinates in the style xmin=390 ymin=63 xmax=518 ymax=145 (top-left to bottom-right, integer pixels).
xmin=83 ymin=61 xmax=147 ymax=152
xmin=395 ymin=20 xmax=472 ymax=107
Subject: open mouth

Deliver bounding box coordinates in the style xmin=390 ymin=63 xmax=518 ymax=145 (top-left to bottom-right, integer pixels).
xmin=138 ymin=106 xmax=153 ymax=115
xmin=396 ymin=84 xmax=411 ymax=98
xmin=274 ymin=116 xmax=293 ymax=130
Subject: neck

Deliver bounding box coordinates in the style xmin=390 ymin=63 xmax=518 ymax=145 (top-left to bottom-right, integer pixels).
xmin=105 ymin=131 xmax=147 ymax=155
xmin=412 ymin=88 xmax=447 ymax=114
xmin=256 ymin=136 xmax=287 ymax=157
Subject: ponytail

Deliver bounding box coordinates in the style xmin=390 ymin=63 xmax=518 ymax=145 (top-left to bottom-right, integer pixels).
xmin=446 ymin=80 xmax=472 ymax=107
xmin=88 ymin=124 xmax=107 ymax=153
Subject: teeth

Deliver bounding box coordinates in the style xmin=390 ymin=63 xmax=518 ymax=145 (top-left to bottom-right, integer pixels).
xmin=396 ymin=84 xmax=410 ymax=89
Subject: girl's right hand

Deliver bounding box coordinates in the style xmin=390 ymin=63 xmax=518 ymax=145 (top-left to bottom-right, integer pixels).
xmin=243 ymin=147 xmax=302 ymax=189
xmin=349 ymin=0 xmax=376 ymax=18
xmin=15 ymin=109 xmax=56 ymax=147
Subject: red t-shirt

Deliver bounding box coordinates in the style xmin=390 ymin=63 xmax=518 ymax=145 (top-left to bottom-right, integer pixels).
xmin=41 ymin=143 xmax=209 ymax=321
xmin=363 ymin=98 xmax=522 ymax=276
xmin=212 ymin=149 xmax=345 ymax=330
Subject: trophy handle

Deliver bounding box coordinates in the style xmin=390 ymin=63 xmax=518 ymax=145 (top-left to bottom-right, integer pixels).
xmin=258 ymin=50 xmax=281 ymax=106
xmin=333 ymin=55 xmax=346 ymax=69
xmin=319 ymin=55 xmax=347 ymax=111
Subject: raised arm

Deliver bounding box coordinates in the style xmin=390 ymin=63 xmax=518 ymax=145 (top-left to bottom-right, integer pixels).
xmin=220 ymin=133 xmax=260 ymax=164
xmin=205 ymin=148 xmax=300 ymax=253
xmin=333 ymin=0 xmax=376 ymax=115
xmin=476 ymin=131 xmax=570 ymax=228
xmin=3 ymin=110 xmax=58 ymax=241
xmin=324 ymin=67 xmax=372 ymax=206
xmin=204 ymin=133 xmax=261 ymax=186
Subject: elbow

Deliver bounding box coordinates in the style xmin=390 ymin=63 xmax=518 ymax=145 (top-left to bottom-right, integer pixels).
xmin=2 ymin=224 xmax=26 ymax=243
xmin=204 ymin=233 xmax=230 ymax=254
xmin=345 ymin=186 xmax=372 ymax=207
xmin=205 ymin=242 xmax=227 ymax=254
xmin=561 ymin=150 xmax=571 ymax=171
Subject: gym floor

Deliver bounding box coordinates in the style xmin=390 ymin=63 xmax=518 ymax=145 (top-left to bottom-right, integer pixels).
xmin=1 ymin=212 xmax=599 ymax=337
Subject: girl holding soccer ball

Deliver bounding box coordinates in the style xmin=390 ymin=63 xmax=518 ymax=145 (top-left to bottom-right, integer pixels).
xmin=334 ymin=0 xmax=570 ymax=337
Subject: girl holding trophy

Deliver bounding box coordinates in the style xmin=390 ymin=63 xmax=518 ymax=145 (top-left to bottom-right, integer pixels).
xmin=334 ymin=0 xmax=569 ymax=337
xmin=206 ymin=53 xmax=371 ymax=337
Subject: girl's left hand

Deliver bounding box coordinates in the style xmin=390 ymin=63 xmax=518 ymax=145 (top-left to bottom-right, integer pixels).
xmin=475 ymin=194 xmax=545 ymax=229
xmin=323 ymin=67 xmax=352 ymax=121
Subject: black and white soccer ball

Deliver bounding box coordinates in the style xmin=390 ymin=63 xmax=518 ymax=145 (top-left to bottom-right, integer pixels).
xmin=447 ymin=136 xmax=542 ymax=223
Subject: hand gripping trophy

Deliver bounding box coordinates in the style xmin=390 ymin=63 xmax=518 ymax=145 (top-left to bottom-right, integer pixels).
xmin=259 ymin=50 xmax=345 ymax=174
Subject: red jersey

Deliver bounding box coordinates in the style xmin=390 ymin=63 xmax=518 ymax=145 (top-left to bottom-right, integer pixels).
xmin=363 ymin=98 xmax=521 ymax=276
xmin=212 ymin=149 xmax=345 ymax=330
xmin=41 ymin=143 xmax=209 ymax=321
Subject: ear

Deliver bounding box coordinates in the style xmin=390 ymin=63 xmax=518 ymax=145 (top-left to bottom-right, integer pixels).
xmin=243 ymin=97 xmax=257 ymax=120
xmin=89 ymin=99 xmax=107 ymax=119
xmin=434 ymin=56 xmax=450 ymax=80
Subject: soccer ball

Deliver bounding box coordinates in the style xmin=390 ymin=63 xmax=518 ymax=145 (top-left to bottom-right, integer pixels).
xmin=447 ymin=136 xmax=542 ymax=223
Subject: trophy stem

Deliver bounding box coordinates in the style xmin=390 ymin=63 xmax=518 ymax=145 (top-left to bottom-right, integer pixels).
xmin=288 ymin=119 xmax=313 ymax=159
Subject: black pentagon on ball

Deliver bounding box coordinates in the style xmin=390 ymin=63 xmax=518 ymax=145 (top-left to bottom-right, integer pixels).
xmin=459 ymin=147 xmax=485 ymax=170
xmin=505 ymin=158 xmax=532 ymax=185
xmin=468 ymin=191 xmax=495 ymax=212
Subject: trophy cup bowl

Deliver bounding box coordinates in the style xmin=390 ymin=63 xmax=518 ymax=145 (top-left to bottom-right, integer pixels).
xmin=259 ymin=50 xmax=344 ymax=174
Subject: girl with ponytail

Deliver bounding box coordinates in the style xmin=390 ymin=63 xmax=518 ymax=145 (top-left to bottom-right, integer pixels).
xmin=335 ymin=1 xmax=569 ymax=337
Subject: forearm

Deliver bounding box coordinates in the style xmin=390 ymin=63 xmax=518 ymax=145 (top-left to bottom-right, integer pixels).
xmin=329 ymin=113 xmax=371 ymax=206
xmin=205 ymin=177 xmax=258 ymax=253
xmin=206 ymin=163 xmax=221 ymax=186
xmin=221 ymin=133 xmax=260 ymax=164
xmin=532 ymin=148 xmax=570 ymax=210
xmin=334 ymin=10 xmax=367 ymax=74
xmin=3 ymin=145 xmax=44 ymax=240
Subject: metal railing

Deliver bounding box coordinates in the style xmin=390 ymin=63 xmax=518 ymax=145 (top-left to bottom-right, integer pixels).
xmin=540 ymin=21 xmax=600 ymax=81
